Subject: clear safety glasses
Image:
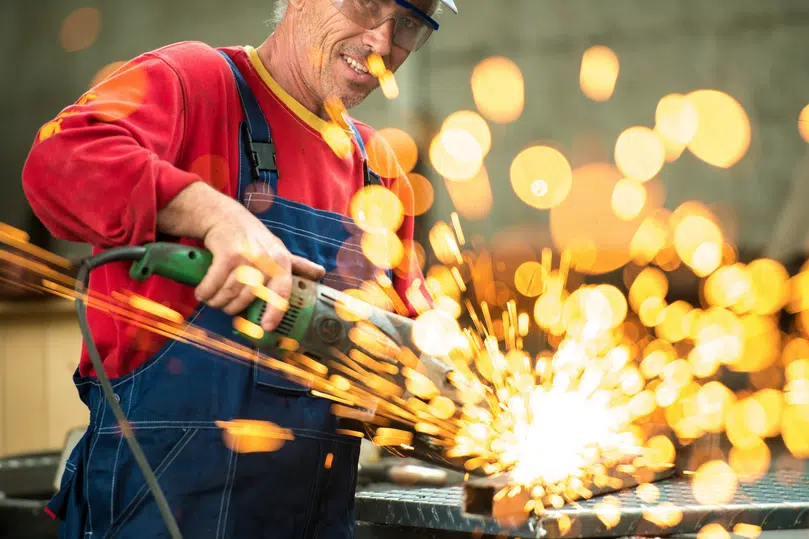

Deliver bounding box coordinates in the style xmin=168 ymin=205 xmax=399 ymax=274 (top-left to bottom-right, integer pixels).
xmin=331 ymin=0 xmax=440 ymax=51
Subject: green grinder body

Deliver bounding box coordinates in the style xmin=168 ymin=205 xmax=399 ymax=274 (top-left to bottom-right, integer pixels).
xmin=128 ymin=242 xmax=315 ymax=352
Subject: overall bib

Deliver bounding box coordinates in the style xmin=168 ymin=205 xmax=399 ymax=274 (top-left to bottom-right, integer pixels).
xmin=46 ymin=50 xmax=391 ymax=539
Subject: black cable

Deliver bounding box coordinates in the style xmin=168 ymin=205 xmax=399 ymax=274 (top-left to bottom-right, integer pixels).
xmin=75 ymin=246 xmax=183 ymax=539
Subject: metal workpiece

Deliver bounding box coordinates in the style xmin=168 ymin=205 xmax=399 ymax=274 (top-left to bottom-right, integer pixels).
xmin=461 ymin=464 xmax=675 ymax=521
xmin=355 ymin=468 xmax=809 ymax=538
xmin=339 ymin=417 xmax=475 ymax=474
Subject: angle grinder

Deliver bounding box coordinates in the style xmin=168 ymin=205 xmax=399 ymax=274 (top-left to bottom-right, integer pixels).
xmin=127 ymin=242 xmax=459 ymax=402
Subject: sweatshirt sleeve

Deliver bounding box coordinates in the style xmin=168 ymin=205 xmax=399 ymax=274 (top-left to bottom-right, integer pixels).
xmin=21 ymin=53 xmax=201 ymax=248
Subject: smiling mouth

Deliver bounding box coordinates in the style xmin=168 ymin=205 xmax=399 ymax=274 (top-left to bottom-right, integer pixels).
xmin=342 ymin=54 xmax=369 ymax=75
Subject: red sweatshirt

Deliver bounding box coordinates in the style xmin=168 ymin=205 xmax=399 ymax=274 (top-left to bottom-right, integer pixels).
xmin=22 ymin=41 xmax=428 ymax=378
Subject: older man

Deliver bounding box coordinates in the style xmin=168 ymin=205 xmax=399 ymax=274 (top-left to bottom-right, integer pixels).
xmin=21 ymin=0 xmax=457 ymax=537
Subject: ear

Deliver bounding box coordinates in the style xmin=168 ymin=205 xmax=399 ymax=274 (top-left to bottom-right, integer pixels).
xmin=289 ymin=0 xmax=305 ymax=10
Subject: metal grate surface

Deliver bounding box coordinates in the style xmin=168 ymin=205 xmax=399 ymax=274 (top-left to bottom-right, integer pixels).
xmin=356 ymin=469 xmax=809 ymax=538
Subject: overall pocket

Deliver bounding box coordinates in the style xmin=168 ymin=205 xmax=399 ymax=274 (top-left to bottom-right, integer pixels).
xmin=224 ymin=429 xmax=346 ymax=539
xmin=307 ymin=433 xmax=362 ymax=539
xmin=46 ymin=430 xmax=92 ymax=538
xmin=85 ymin=424 xmax=238 ymax=539
xmin=253 ymin=351 xmax=313 ymax=394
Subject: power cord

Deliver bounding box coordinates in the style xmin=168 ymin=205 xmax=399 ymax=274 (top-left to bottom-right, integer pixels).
xmin=75 ymin=246 xmax=183 ymax=539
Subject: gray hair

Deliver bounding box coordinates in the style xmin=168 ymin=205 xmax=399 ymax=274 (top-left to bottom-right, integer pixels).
xmin=271 ymin=0 xmax=289 ymax=26
xmin=270 ymin=0 xmax=442 ymax=26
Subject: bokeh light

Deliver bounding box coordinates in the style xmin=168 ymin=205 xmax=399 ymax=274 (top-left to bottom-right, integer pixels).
xmin=614 ymin=126 xmax=665 ymax=182
xmin=442 ymin=110 xmax=492 ymax=157
xmin=90 ymin=61 xmax=127 ymax=89
xmin=60 ymin=8 xmax=102 ymax=52
xmin=361 ymin=230 xmax=404 ymax=270
xmin=510 ymin=146 xmax=573 ymax=210
xmin=395 ymin=238 xmax=426 ymax=280
xmin=514 ymin=261 xmax=546 ymax=297
xmin=471 ymin=56 xmax=525 ymax=123
xmin=321 ymin=122 xmax=353 ymax=159
xmin=612 ymin=178 xmax=647 ymax=221
xmin=349 ymin=185 xmax=404 ymax=234
xmin=686 ymin=89 xmax=751 ymax=168
xmin=551 ymin=163 xmax=664 ymax=274
xmin=367 ymin=128 xmax=418 ymax=175
xmin=692 ymin=460 xmax=737 ymax=505
xmin=390 ymin=174 xmax=434 ymax=217
xmin=412 ymin=309 xmax=463 ymax=357
xmin=799 ymin=104 xmax=809 ymax=143
xmin=88 ymin=61 xmax=148 ymax=122
xmin=430 ymin=128 xmax=484 ymax=181
xmin=445 ymin=166 xmax=493 ymax=220
xmin=190 ymin=154 xmax=230 ymax=193
xmin=671 ymin=203 xmax=724 ymax=277
xmin=579 ymin=45 xmax=620 ymax=102
xmin=655 ymin=93 xmax=699 ymax=145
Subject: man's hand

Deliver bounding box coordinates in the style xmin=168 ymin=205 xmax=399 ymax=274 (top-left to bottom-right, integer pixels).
xmin=157 ymin=182 xmax=325 ymax=331
xmin=198 ymin=212 xmax=325 ymax=331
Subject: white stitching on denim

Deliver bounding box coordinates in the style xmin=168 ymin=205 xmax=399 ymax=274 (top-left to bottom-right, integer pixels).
xmin=270 ymin=220 xmax=365 ymax=254
xmin=216 ymin=437 xmax=239 ymax=538
xmin=82 ymin=307 xmax=207 ymax=391
xmin=237 ymin=123 xmax=244 ymax=201
xmin=270 ymin=198 xmax=354 ymax=224
xmin=258 ymin=219 xmax=356 ymax=251
xmin=109 ymin=379 xmax=136 ymax=523
xmin=302 ymin=439 xmax=324 ymax=538
xmin=98 ymin=420 xmax=221 ymax=433
xmin=289 ymin=428 xmax=363 ymax=445
xmin=85 ymin=391 xmax=106 ymax=536
xmin=106 ymin=428 xmax=199 ymax=536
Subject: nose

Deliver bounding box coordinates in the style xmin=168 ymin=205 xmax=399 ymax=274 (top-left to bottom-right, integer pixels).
xmin=361 ymin=18 xmax=395 ymax=58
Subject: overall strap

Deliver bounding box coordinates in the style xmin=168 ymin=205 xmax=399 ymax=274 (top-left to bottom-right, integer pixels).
xmin=217 ymin=49 xmax=279 ymax=193
xmin=217 ymin=49 xmax=381 ymax=190
xmin=344 ymin=116 xmax=382 ymax=187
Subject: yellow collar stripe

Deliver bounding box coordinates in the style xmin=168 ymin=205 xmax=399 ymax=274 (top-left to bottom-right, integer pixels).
xmin=243 ymin=45 xmax=329 ymax=133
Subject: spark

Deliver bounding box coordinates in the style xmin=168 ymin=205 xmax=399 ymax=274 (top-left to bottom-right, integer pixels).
xmin=0 ymin=173 xmax=798 ymax=525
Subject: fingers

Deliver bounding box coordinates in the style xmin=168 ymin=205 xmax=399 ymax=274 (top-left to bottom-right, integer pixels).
xmin=222 ymin=273 xmax=261 ymax=316
xmin=195 ymin=255 xmax=236 ymax=304
xmin=198 ymin=223 xmax=325 ymax=333
xmin=258 ymin=254 xmax=323 ymax=331
xmin=260 ymin=271 xmax=292 ymax=332
xmin=290 ymin=254 xmax=326 ymax=280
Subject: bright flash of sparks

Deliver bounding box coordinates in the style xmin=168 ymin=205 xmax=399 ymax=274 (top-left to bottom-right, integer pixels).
xmin=504 ymin=388 xmax=634 ymax=486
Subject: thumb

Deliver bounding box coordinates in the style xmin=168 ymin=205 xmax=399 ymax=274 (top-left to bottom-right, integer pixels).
xmin=290 ymin=254 xmax=326 ymax=280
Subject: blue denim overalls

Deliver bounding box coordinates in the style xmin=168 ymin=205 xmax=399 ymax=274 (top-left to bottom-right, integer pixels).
xmin=46 ymin=50 xmax=391 ymax=539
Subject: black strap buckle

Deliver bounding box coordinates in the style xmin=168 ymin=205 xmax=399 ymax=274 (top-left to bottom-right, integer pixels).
xmin=246 ymin=138 xmax=277 ymax=179
xmin=363 ymin=161 xmax=382 ymax=187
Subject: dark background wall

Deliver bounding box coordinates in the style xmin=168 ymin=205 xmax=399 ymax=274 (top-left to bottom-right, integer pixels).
xmin=2 ymin=0 xmax=809 ymax=263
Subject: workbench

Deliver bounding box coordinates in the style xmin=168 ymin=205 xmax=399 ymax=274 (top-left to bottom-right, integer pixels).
xmin=2 ymin=447 xmax=807 ymax=539
xmin=354 ymin=463 xmax=809 ymax=538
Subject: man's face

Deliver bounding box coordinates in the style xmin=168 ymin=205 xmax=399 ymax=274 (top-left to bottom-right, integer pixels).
xmin=296 ymin=0 xmax=431 ymax=109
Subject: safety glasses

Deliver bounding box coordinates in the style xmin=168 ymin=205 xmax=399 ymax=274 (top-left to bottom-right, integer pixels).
xmin=331 ymin=0 xmax=440 ymax=51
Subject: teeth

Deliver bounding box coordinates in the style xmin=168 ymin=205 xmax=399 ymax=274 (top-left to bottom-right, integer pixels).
xmin=343 ymin=55 xmax=368 ymax=74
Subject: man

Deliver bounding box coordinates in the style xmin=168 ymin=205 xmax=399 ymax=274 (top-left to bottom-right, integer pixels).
xmin=21 ymin=0 xmax=457 ymax=537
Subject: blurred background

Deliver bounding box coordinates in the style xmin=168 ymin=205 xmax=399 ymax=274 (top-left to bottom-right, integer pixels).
xmin=3 ymin=0 xmax=809 ymax=264
xmin=2 ymin=0 xmax=809 ymax=529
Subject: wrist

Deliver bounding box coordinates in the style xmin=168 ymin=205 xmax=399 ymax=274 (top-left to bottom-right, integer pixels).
xmin=157 ymin=181 xmax=240 ymax=239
